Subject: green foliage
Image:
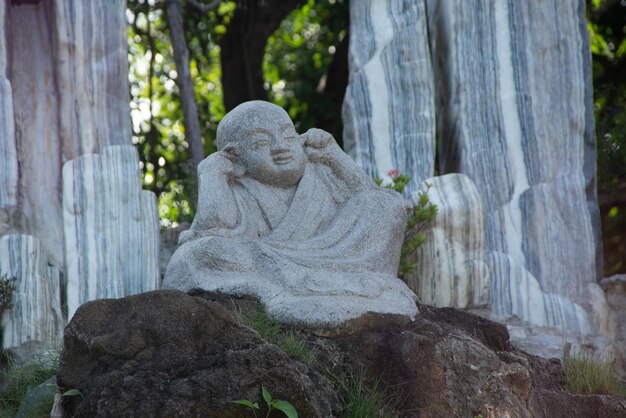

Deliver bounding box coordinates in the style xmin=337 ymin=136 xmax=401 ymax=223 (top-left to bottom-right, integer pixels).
xmin=238 ymin=305 xmax=315 ymax=365
xmin=62 ymin=388 xmax=83 ymax=397
xmin=587 ymin=0 xmax=626 ymax=189
xmin=0 ymin=353 xmax=58 ymax=418
xmin=563 ymin=351 xmax=626 ymax=397
xmin=127 ymin=0 xmax=235 ymax=226
xmin=0 ymin=273 xmax=16 ymax=316
xmin=331 ymin=368 xmax=399 ymax=418
xmin=232 ymin=385 xmax=298 ymax=418
xmin=400 ymin=188 xmax=438 ymax=279
xmin=375 ymin=172 xmax=438 ymax=279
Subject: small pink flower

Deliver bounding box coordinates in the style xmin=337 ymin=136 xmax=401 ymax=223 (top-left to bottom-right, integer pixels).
xmin=388 ymin=169 xmax=400 ymax=179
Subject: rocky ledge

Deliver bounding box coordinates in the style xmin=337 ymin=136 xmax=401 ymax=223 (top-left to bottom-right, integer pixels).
xmin=57 ymin=290 xmax=626 ymax=417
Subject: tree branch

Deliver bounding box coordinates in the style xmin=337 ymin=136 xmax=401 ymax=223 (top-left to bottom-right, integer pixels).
xmin=165 ymin=0 xmax=205 ymax=170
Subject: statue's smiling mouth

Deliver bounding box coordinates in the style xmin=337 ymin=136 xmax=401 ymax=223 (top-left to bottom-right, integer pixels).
xmin=273 ymin=154 xmax=293 ymax=164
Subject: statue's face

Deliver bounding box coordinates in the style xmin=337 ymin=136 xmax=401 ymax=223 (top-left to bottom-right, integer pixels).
xmin=236 ymin=116 xmax=307 ymax=188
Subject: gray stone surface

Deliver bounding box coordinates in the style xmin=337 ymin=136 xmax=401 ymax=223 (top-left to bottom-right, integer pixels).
xmin=0 ymin=0 xmax=18 ymax=233
xmin=63 ymin=146 xmax=160 ymax=319
xmin=342 ymin=0 xmax=435 ymax=192
xmin=407 ymin=174 xmax=490 ymax=309
xmin=16 ymin=376 xmax=56 ymax=418
xmin=600 ymin=275 xmax=626 ymax=377
xmin=0 ymin=235 xmax=64 ymax=353
xmin=164 ymin=101 xmax=417 ymax=326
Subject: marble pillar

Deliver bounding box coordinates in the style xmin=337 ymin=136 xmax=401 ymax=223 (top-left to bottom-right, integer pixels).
xmin=424 ymin=0 xmax=599 ymax=330
xmin=63 ymin=146 xmax=160 ymax=319
xmin=0 ymin=235 xmax=64 ymax=353
xmin=0 ymin=0 xmax=18 ymax=233
xmin=342 ymin=0 xmax=435 ymax=192
xmin=411 ymin=173 xmax=594 ymax=335
xmin=407 ymin=174 xmax=490 ymax=309
xmin=2 ymin=0 xmax=131 ymax=266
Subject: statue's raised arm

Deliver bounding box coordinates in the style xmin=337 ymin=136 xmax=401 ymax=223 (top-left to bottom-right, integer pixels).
xmin=301 ymin=128 xmax=376 ymax=191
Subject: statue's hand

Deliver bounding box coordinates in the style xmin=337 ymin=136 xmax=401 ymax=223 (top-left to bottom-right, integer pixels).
xmin=201 ymin=150 xmax=243 ymax=179
xmin=302 ymin=128 xmax=339 ymax=164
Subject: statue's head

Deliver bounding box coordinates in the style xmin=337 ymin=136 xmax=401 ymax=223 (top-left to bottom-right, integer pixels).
xmin=216 ymin=101 xmax=307 ymax=187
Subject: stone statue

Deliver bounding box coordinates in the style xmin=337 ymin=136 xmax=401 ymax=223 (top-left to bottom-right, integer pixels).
xmin=163 ymin=101 xmax=417 ymax=328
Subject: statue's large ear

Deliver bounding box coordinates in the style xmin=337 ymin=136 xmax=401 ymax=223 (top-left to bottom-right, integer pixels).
xmin=222 ymin=144 xmax=239 ymax=158
xmin=222 ymin=144 xmax=245 ymax=177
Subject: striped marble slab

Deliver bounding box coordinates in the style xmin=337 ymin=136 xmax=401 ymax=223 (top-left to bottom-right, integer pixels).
xmin=407 ymin=174 xmax=490 ymax=309
xmin=8 ymin=2 xmax=65 ymax=265
xmin=63 ymin=145 xmax=160 ymax=319
xmin=487 ymin=252 xmax=593 ymax=335
xmin=425 ymin=0 xmax=600 ymax=328
xmin=53 ymin=0 xmax=131 ymax=156
xmin=0 ymin=235 xmax=65 ymax=352
xmin=410 ymin=174 xmax=594 ymax=334
xmin=342 ymin=0 xmax=435 ymax=192
xmin=3 ymin=0 xmax=132 ymax=266
xmin=0 ymin=0 xmax=18 ymax=223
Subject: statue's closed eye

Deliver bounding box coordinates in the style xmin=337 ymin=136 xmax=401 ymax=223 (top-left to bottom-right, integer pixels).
xmin=251 ymin=140 xmax=270 ymax=149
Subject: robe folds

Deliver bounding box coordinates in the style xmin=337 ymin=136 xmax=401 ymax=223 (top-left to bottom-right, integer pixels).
xmin=163 ymin=163 xmax=418 ymax=326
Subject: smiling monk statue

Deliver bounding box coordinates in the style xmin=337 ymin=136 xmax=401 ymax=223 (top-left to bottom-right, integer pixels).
xmin=163 ymin=101 xmax=418 ymax=328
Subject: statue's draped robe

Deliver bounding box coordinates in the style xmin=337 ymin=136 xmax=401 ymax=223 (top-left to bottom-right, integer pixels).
xmin=164 ymin=163 xmax=417 ymax=323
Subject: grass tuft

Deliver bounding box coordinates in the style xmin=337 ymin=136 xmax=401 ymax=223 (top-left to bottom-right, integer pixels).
xmin=563 ymin=351 xmax=626 ymax=397
xmin=0 ymin=352 xmax=58 ymax=418
xmin=331 ymin=368 xmax=400 ymax=418
xmin=238 ymin=305 xmax=315 ymax=365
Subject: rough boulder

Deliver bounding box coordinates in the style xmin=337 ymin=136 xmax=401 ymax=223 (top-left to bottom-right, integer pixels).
xmin=57 ymin=290 xmax=626 ymax=417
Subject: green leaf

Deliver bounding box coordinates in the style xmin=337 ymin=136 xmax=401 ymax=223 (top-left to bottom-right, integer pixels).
xmin=231 ymin=400 xmax=260 ymax=409
xmin=262 ymin=385 xmax=272 ymax=406
xmin=63 ymin=389 xmax=82 ymax=397
xmin=272 ymin=400 xmax=298 ymax=418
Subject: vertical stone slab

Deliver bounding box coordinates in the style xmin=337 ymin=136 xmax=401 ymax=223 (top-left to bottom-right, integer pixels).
xmin=428 ymin=0 xmax=599 ymax=328
xmin=487 ymin=252 xmax=592 ymax=334
xmin=53 ymin=0 xmax=131 ymax=157
xmin=4 ymin=0 xmax=132 ymax=266
xmin=0 ymin=235 xmax=64 ymax=353
xmin=0 ymin=0 xmax=18 ymax=230
xmin=408 ymin=174 xmax=490 ymax=309
xmin=8 ymin=1 xmax=64 ymax=265
xmin=343 ymin=0 xmax=435 ymax=191
xmin=64 ymin=146 xmax=160 ymax=318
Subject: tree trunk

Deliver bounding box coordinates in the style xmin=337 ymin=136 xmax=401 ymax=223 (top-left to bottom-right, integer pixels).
xmin=220 ymin=0 xmax=302 ymax=111
xmin=165 ymin=0 xmax=205 ymax=169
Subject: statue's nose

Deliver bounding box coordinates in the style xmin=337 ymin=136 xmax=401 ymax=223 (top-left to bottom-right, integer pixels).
xmin=270 ymin=137 xmax=290 ymax=153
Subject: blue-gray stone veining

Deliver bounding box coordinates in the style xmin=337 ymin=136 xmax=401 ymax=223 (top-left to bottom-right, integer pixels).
xmin=0 ymin=235 xmax=65 ymax=352
xmin=63 ymin=146 xmax=160 ymax=318
xmin=343 ymin=0 xmax=435 ymax=192
xmin=426 ymin=0 xmax=600 ymax=329
xmin=407 ymin=174 xmax=490 ymax=309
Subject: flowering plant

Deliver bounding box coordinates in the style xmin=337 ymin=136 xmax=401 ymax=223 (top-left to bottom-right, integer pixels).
xmin=373 ymin=169 xmax=411 ymax=194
